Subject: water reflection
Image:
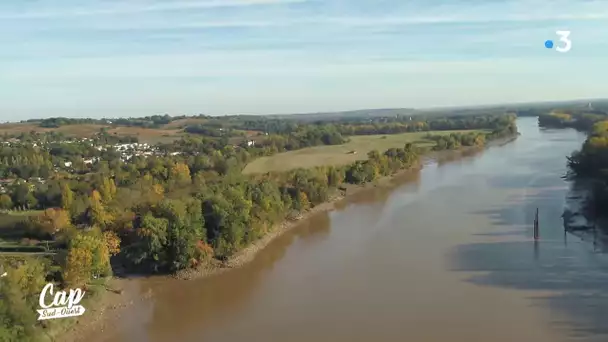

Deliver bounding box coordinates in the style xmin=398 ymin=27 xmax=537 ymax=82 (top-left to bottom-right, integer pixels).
xmin=452 ymin=183 xmax=608 ymax=342
xmin=434 ymin=145 xmax=485 ymax=167
xmin=451 ymin=239 xmax=608 ymax=341
xmin=336 ymin=169 xmax=422 ymax=209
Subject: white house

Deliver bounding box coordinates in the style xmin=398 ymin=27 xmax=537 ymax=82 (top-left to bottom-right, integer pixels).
xmin=83 ymin=157 xmax=99 ymax=165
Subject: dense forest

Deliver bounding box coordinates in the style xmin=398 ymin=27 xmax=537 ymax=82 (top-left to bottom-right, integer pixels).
xmin=0 ymin=112 xmax=517 ymax=341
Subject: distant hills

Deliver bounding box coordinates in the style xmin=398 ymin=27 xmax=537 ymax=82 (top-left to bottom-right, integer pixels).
xmin=269 ymin=108 xmax=418 ymax=121
xmin=269 ymin=98 xmax=608 ymax=121
xmin=5 ymin=98 xmax=608 ymax=126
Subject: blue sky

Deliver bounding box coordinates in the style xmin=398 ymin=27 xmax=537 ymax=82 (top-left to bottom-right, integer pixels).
xmin=1 ymin=0 xmax=607 ymax=119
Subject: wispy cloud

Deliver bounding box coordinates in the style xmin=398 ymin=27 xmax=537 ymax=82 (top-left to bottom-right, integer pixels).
xmin=65 ymin=13 xmax=608 ymax=32
xmin=0 ymin=0 xmax=307 ymax=19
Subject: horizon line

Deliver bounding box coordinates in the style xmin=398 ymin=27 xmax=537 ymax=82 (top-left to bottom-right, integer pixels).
xmin=5 ymin=97 xmax=605 ymax=123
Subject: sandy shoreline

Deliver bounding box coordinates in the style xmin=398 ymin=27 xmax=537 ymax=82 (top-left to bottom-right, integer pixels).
xmin=176 ymin=192 xmax=344 ymax=280
xmin=56 ymin=277 xmax=146 ymax=342
xmin=58 ymin=134 xmax=518 ymax=341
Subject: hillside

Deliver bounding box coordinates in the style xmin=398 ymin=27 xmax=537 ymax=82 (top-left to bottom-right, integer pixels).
xmin=0 ymin=122 xmax=184 ymax=144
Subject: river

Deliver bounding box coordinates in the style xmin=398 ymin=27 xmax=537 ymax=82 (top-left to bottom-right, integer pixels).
xmin=87 ymin=117 xmax=608 ymax=342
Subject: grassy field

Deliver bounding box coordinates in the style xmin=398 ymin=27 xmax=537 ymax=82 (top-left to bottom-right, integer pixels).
xmin=106 ymin=126 xmax=184 ymax=144
xmin=243 ymin=130 xmax=485 ymax=174
xmin=0 ymin=123 xmax=185 ymax=144
xmin=2 ymin=210 xmax=44 ymax=217
xmin=161 ymin=117 xmax=208 ymax=129
xmin=0 ymin=121 xmax=264 ymax=144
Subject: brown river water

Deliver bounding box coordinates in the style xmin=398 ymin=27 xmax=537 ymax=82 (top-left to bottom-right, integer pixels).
xmin=86 ymin=117 xmax=608 ymax=342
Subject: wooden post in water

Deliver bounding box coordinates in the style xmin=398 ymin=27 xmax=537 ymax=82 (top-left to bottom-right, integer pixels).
xmin=593 ymin=218 xmax=597 ymax=252
xmin=533 ymin=208 xmax=539 ymax=240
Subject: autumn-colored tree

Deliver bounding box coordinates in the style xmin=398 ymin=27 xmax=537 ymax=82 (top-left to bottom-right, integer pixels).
xmin=588 ymin=136 xmax=608 ymax=149
xmin=63 ymin=245 xmax=93 ymax=287
xmin=170 ymin=162 xmax=191 ymax=185
xmin=474 ymin=134 xmax=486 ymax=146
xmin=60 ymin=182 xmax=73 ymax=211
xmin=296 ymin=191 xmax=310 ymax=211
xmin=103 ymin=230 xmax=121 ymax=256
xmin=63 ymin=231 xmax=112 ymax=287
xmin=193 ymin=240 xmax=214 ymax=265
xmin=36 ymin=208 xmax=71 ymax=236
xmin=88 ymin=190 xmax=113 ymax=227
xmin=152 ymin=184 xmax=165 ymax=196
xmin=99 ymin=177 xmax=117 ymax=203
xmin=592 ymin=120 xmax=608 ymax=135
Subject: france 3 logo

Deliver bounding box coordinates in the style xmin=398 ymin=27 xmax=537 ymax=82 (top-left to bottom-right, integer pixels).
xmin=544 ymin=31 xmax=572 ymax=53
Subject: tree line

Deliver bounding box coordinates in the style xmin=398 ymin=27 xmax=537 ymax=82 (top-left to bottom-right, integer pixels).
xmin=33 ymin=115 xmax=178 ymax=129
xmin=567 ymin=120 xmax=608 ymax=219
xmin=538 ymin=111 xmax=608 ymax=131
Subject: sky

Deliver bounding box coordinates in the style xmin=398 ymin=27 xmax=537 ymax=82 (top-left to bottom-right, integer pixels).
xmin=1 ymin=0 xmax=608 ymax=119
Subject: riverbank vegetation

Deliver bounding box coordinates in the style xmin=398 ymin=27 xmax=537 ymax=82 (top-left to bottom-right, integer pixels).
xmin=540 ymin=104 xmax=608 ymax=224
xmin=538 ymin=110 xmax=608 ymax=131
xmin=567 ymin=120 xmax=608 ymax=220
xmin=0 ymin=112 xmax=517 ymax=340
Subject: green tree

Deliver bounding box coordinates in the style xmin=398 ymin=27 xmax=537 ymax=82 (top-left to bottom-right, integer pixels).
xmin=202 ymin=187 xmax=252 ymax=257
xmin=0 ymin=194 xmax=12 ymax=210
xmin=60 ymin=183 xmax=74 ymax=211
xmin=24 ymin=193 xmax=37 ymax=209
xmin=326 ymin=166 xmax=344 ymax=187
xmin=126 ymin=213 xmax=169 ymax=272
xmin=11 ymin=183 xmax=30 ymax=207
xmin=156 ymin=198 xmax=205 ymax=271
xmin=0 ymin=258 xmax=47 ymax=341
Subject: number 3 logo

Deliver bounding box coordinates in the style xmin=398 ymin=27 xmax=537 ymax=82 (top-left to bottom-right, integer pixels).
xmin=556 ymin=31 xmax=572 ymax=53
